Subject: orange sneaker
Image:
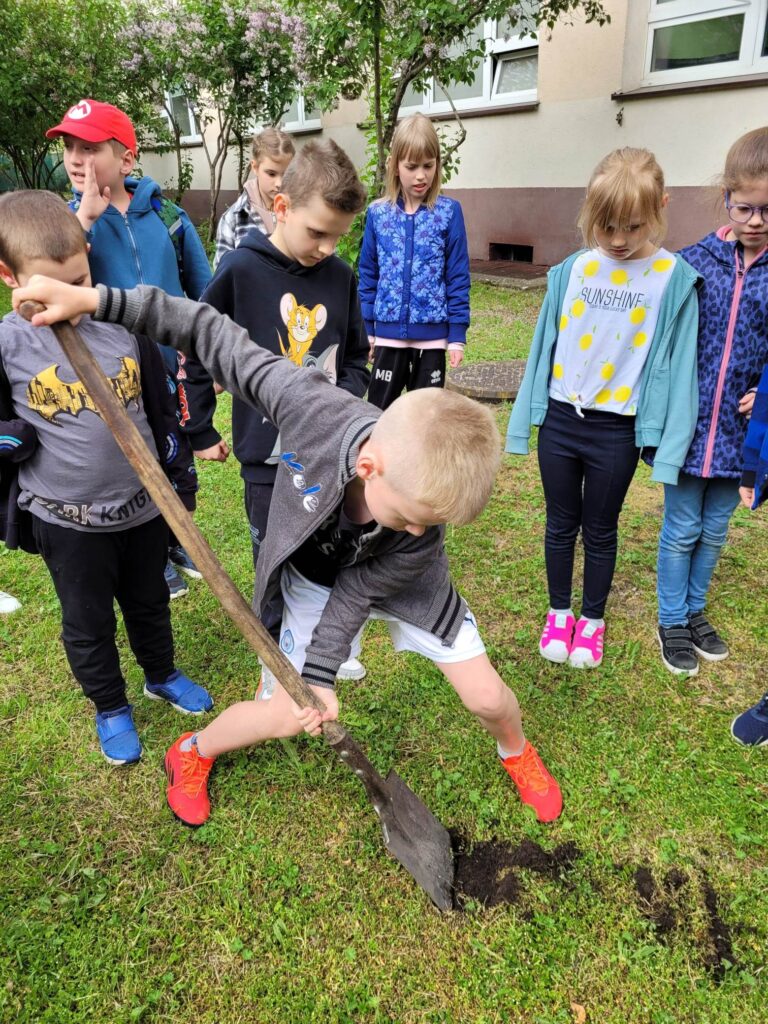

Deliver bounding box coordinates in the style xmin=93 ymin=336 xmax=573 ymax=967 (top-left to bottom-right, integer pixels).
xmin=500 ymin=741 xmax=563 ymax=823
xmin=164 ymin=732 xmax=215 ymax=826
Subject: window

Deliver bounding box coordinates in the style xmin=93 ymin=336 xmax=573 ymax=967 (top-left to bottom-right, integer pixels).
xmin=281 ymin=95 xmax=322 ymax=134
xmin=644 ymin=0 xmax=768 ymax=84
xmin=400 ymin=12 xmax=538 ymax=115
xmin=165 ymin=91 xmax=202 ymax=144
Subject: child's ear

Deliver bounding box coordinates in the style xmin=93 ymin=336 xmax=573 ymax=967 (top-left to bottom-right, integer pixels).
xmin=251 ymin=158 xmax=260 ymax=173
xmin=355 ymin=443 xmax=384 ymax=482
xmin=273 ymin=193 xmax=290 ymax=221
xmin=661 ymin=192 xmax=670 ymax=209
xmin=121 ymin=148 xmax=136 ymax=175
xmin=0 ymin=261 xmax=19 ymax=288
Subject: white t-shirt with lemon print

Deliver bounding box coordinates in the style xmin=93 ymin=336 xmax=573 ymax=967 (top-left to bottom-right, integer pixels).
xmin=548 ymin=248 xmax=675 ymax=416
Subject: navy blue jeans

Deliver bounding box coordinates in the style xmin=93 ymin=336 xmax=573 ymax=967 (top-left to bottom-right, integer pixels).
xmin=537 ymin=400 xmax=639 ymax=619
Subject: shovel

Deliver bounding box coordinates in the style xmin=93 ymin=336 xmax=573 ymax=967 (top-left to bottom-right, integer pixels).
xmin=19 ymin=303 xmax=455 ymax=911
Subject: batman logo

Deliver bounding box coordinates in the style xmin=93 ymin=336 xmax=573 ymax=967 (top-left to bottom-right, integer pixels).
xmin=27 ymin=358 xmax=141 ymax=426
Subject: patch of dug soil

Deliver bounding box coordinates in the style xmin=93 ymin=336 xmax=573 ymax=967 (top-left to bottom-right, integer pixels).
xmin=452 ymin=835 xmax=580 ymax=909
xmin=701 ymin=875 xmax=737 ymax=983
xmin=631 ymin=864 xmax=738 ymax=982
xmin=633 ymin=866 xmax=688 ymax=939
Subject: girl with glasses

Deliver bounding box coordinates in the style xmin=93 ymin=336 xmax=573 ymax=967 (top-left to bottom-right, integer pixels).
xmin=506 ymin=148 xmax=699 ymax=669
xmin=656 ymin=127 xmax=768 ymax=676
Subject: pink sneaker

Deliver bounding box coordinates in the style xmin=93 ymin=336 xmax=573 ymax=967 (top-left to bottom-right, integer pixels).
xmin=568 ymin=618 xmax=605 ymax=668
xmin=539 ymin=610 xmax=575 ymax=663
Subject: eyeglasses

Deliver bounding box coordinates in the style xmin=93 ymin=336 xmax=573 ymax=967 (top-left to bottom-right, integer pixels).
xmin=725 ymin=193 xmax=768 ymax=224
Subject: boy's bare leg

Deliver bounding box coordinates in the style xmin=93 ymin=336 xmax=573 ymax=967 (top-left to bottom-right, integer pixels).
xmin=436 ymin=653 xmax=525 ymax=754
xmin=193 ymin=683 xmax=304 ymax=758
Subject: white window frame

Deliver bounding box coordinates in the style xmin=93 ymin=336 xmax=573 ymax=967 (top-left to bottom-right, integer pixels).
xmin=164 ymin=90 xmax=202 ymax=144
xmin=280 ymin=94 xmax=322 ymax=134
xmin=399 ymin=17 xmax=538 ymax=116
xmin=643 ymin=0 xmax=768 ymax=86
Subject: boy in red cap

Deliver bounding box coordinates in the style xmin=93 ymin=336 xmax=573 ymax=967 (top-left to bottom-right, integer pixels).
xmin=47 ymin=99 xmax=213 ymax=597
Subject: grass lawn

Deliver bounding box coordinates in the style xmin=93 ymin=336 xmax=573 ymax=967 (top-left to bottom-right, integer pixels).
xmin=1 ymin=280 xmax=767 ymax=1023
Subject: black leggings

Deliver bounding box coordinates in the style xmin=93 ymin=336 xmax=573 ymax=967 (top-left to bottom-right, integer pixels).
xmin=537 ymin=400 xmax=639 ymax=619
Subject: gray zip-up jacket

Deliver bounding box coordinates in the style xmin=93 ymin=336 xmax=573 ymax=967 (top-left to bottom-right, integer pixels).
xmin=95 ymin=285 xmax=467 ymax=688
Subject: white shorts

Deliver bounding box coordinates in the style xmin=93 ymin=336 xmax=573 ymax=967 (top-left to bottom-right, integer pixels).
xmin=260 ymin=563 xmax=485 ymax=700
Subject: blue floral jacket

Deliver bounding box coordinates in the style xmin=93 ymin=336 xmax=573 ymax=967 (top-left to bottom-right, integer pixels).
xmin=358 ymin=195 xmax=470 ymax=343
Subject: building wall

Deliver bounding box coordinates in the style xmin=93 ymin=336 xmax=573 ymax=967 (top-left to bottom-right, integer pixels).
xmin=142 ymin=0 xmax=768 ymax=263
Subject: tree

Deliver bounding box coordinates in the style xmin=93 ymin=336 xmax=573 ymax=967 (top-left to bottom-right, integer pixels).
xmin=299 ymin=0 xmax=610 ymax=195
xmin=0 ymin=0 xmax=130 ymax=190
xmin=120 ymin=0 xmax=310 ymax=237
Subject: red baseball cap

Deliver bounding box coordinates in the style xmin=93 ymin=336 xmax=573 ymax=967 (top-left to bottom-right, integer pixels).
xmin=46 ymin=99 xmax=137 ymax=155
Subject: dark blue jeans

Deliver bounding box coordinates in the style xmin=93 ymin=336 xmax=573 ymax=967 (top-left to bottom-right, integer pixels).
xmin=537 ymin=400 xmax=639 ymax=619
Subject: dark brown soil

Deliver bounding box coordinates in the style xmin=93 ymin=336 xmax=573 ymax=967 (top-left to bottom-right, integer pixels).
xmin=451 ymin=835 xmax=581 ymax=909
xmin=631 ymin=864 xmax=738 ymax=982
xmin=701 ymin=876 xmax=737 ymax=983
xmin=633 ymin=866 xmax=688 ymax=940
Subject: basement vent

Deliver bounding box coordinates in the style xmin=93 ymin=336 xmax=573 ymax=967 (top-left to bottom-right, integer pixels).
xmin=488 ymin=243 xmax=533 ymax=263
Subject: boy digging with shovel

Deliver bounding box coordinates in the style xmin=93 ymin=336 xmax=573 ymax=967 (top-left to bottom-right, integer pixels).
xmin=15 ymin=275 xmax=564 ymax=829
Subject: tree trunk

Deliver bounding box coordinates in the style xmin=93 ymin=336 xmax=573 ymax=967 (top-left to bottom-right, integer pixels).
xmin=372 ymin=0 xmax=386 ymax=196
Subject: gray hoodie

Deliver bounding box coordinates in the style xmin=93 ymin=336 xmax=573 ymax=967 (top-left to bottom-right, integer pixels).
xmin=95 ymin=285 xmax=467 ymax=687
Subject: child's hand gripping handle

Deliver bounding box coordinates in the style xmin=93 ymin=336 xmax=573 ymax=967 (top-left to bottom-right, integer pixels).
xmin=17 ymin=301 xmax=345 ymax=744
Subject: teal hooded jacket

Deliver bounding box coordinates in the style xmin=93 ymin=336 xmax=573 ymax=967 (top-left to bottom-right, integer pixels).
xmin=505 ymin=251 xmax=701 ymax=485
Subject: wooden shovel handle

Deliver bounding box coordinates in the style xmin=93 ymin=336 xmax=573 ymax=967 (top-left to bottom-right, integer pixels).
xmin=19 ymin=304 xmax=345 ymax=745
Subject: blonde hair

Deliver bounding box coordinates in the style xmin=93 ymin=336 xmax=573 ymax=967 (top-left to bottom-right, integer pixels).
xmin=384 ymin=114 xmax=442 ymax=209
xmin=0 ymin=190 xmax=86 ymax=276
xmin=577 ymin=148 xmax=667 ymax=248
xmin=372 ymin=389 xmax=501 ymax=525
xmin=252 ymin=126 xmax=295 ymax=165
xmin=722 ymin=127 xmax=768 ymax=193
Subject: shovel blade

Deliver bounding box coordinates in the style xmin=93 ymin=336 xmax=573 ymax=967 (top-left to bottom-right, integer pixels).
xmin=377 ymin=769 xmax=455 ymax=911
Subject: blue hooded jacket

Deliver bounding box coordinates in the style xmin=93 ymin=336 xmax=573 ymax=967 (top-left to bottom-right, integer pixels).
xmin=74 ymin=175 xmax=211 ymax=300
xmin=677 ymin=228 xmax=768 ymax=479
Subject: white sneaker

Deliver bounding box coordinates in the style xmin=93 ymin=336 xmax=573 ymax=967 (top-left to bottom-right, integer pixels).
xmin=0 ymin=590 xmax=21 ymax=615
xmin=336 ymin=657 xmax=366 ymax=680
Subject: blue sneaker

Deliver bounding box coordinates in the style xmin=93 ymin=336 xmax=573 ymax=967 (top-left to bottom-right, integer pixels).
xmin=731 ymin=692 xmax=768 ymax=747
xmin=168 ymin=544 xmax=203 ymax=580
xmin=144 ymin=669 xmax=213 ymax=715
xmin=164 ymin=560 xmax=189 ymax=599
xmin=95 ymin=705 xmax=142 ymax=765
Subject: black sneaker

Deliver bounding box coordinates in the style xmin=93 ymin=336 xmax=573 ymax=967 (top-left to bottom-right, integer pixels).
xmin=168 ymin=544 xmax=203 ymax=579
xmin=164 ymin=560 xmax=189 ymax=599
xmin=688 ymin=612 xmax=729 ymax=662
xmin=657 ymin=624 xmax=699 ymax=676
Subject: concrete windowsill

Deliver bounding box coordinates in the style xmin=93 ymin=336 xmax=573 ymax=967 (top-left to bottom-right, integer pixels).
xmin=612 ymin=72 xmax=768 ymax=102
xmin=430 ymin=101 xmax=539 ymax=122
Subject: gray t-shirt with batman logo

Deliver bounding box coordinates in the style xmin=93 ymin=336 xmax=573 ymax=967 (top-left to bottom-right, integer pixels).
xmin=0 ymin=312 xmax=160 ymax=532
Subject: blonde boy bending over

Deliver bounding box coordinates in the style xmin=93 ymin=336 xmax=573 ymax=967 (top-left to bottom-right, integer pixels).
xmin=15 ymin=277 xmax=564 ymax=825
